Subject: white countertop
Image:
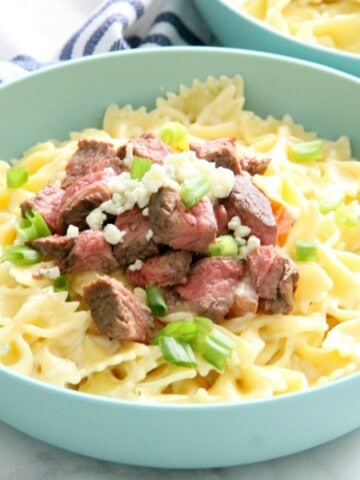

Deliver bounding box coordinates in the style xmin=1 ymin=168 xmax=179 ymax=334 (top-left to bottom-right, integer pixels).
xmin=1 ymin=420 xmax=360 ymax=479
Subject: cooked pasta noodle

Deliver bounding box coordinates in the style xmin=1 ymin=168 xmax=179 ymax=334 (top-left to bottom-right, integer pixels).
xmin=226 ymin=0 xmax=360 ymax=54
xmin=0 ymin=75 xmax=359 ymax=404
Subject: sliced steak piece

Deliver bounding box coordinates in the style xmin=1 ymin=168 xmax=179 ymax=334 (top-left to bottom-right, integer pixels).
xmin=30 ymin=234 xmax=74 ymax=260
xmin=20 ymin=184 xmax=65 ymax=233
xmin=59 ymin=230 xmax=118 ymax=274
xmin=126 ymin=250 xmax=192 ymax=288
xmin=113 ymin=207 xmax=159 ymax=267
xmin=223 ymin=173 xmax=277 ymax=245
xmin=57 ymin=170 xmax=113 ymax=234
xmin=238 ymin=156 xmax=271 ymax=176
xmin=247 ymin=245 xmax=299 ymax=314
xmin=191 ymin=138 xmax=242 ymax=174
xmin=227 ymin=274 xmax=259 ymax=318
xmin=130 ymin=132 xmax=173 ymax=164
xmin=83 ymin=275 xmax=154 ymax=344
xmin=62 ymin=139 xmax=123 ymax=188
xmin=177 ymin=257 xmax=245 ymax=321
xmin=148 ymin=187 xmax=217 ymax=253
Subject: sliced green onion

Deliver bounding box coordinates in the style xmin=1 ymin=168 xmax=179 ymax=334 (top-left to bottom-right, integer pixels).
xmin=191 ymin=316 xmax=214 ymax=352
xmin=130 ymin=156 xmax=153 ymax=180
xmin=294 ymin=240 xmax=317 ymax=262
xmin=2 ymin=245 xmax=41 ymax=265
xmin=53 ymin=274 xmax=70 ymax=293
xmin=289 ymin=140 xmax=323 ymax=163
xmin=207 ymin=235 xmax=239 ymax=257
xmin=180 ymin=175 xmax=211 ymax=208
xmin=53 ymin=274 xmax=71 ymax=300
xmin=146 ymin=285 xmax=168 ymax=317
xmin=17 ymin=209 xmax=51 ymax=242
xmin=159 ymin=122 xmax=189 ymax=152
xmin=335 ymin=204 xmax=359 ymax=228
xmin=158 ymin=336 xmax=197 ymax=368
xmin=201 ymin=328 xmax=235 ymax=371
xmin=151 ymin=320 xmax=199 ymax=345
xmin=319 ymin=192 xmax=344 ymax=214
xmin=6 ymin=165 xmax=29 ymax=188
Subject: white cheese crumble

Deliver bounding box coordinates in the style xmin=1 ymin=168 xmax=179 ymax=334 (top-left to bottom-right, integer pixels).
xmin=128 ymin=259 xmax=143 ymax=271
xmin=145 ymin=229 xmax=153 ymax=241
xmin=103 ymin=224 xmax=126 ymax=245
xmin=163 ymin=152 xmax=235 ymax=201
xmin=66 ymin=224 xmax=79 ymax=238
xmin=86 ymin=208 xmax=107 ymax=230
xmin=38 ymin=266 xmax=61 ymax=279
xmin=228 ymin=216 xmax=251 ymax=245
xmin=238 ymin=235 xmax=261 ymax=260
xmin=228 ymin=216 xmax=261 ymax=260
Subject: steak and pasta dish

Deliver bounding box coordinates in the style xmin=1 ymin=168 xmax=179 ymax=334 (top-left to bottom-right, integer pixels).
xmin=0 ymin=75 xmax=359 ymax=403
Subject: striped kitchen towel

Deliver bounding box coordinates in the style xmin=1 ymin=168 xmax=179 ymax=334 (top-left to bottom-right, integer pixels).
xmin=0 ymin=0 xmax=215 ymax=83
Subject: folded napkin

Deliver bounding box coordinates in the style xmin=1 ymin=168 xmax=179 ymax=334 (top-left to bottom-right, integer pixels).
xmin=0 ymin=0 xmax=215 ymax=83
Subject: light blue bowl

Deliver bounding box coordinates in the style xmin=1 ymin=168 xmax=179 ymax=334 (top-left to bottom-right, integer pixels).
xmin=194 ymin=0 xmax=360 ymax=78
xmin=0 ymin=47 xmax=360 ymax=469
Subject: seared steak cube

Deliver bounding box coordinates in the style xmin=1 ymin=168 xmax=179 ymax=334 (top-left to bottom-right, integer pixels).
xmin=223 ymin=173 xmax=277 ymax=245
xmin=177 ymin=257 xmax=245 ymax=321
xmin=126 ymin=250 xmax=192 ymax=288
xmin=83 ymin=275 xmax=154 ymax=344
xmin=148 ymin=187 xmax=217 ymax=253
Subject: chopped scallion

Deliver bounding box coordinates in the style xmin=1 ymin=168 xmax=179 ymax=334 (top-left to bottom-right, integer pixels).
xmin=151 ymin=320 xmax=199 ymax=345
xmin=17 ymin=209 xmax=51 ymax=242
xmin=159 ymin=122 xmax=189 ymax=152
xmin=6 ymin=165 xmax=29 ymax=188
xmin=152 ymin=316 xmax=234 ymax=371
xmin=289 ymin=140 xmax=323 ymax=163
xmin=146 ymin=285 xmax=168 ymax=317
xmin=2 ymin=245 xmax=41 ymax=265
xmin=207 ymin=235 xmax=239 ymax=257
xmin=53 ymin=274 xmax=70 ymax=293
xmin=191 ymin=316 xmax=213 ymax=352
xmin=294 ymin=240 xmax=317 ymax=262
xmin=201 ymin=328 xmax=235 ymax=371
xmin=335 ymin=204 xmax=359 ymax=228
xmin=158 ymin=336 xmax=197 ymax=368
xmin=180 ymin=175 xmax=211 ymax=208
xmin=130 ymin=156 xmax=153 ymax=180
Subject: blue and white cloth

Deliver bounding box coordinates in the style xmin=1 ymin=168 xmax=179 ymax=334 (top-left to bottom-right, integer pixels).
xmin=0 ymin=0 xmax=215 ymax=83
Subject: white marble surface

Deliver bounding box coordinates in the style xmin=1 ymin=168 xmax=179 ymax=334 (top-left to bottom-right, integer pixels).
xmin=1 ymin=420 xmax=360 ymax=479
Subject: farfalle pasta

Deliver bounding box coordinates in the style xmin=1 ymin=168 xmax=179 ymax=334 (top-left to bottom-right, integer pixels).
xmin=0 ymin=75 xmax=359 ymax=404
xmin=226 ymin=0 xmax=360 ymax=54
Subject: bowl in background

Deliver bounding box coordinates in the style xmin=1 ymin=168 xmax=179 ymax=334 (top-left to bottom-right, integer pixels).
xmin=0 ymin=47 xmax=360 ymax=469
xmin=194 ymin=0 xmax=360 ymax=78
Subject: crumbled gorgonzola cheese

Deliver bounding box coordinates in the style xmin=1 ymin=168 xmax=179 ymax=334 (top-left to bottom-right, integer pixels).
xmin=103 ymin=224 xmax=126 ymax=245
xmin=86 ymin=208 xmax=107 ymax=230
xmin=128 ymin=259 xmax=143 ymax=271
xmin=228 ymin=216 xmax=260 ymax=259
xmin=38 ymin=266 xmax=61 ymax=279
xmin=66 ymin=224 xmax=79 ymax=238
